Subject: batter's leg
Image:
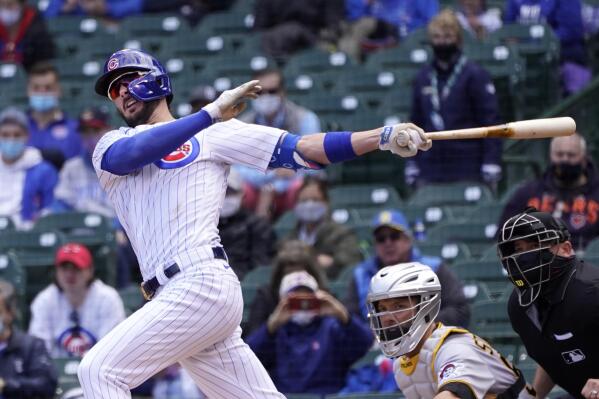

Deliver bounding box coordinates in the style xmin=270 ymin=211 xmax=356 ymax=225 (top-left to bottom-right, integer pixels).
xmin=77 ymin=271 xmax=243 ymax=398
xmin=180 ymin=326 xmax=284 ymax=399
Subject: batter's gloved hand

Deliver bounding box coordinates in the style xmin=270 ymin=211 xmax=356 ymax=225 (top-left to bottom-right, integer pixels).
xmin=203 ymin=80 xmax=262 ymax=123
xmin=378 ymin=123 xmax=432 ymax=157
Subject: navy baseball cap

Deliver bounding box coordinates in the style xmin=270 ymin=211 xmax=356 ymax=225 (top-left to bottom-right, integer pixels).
xmin=371 ymin=210 xmax=410 ymax=234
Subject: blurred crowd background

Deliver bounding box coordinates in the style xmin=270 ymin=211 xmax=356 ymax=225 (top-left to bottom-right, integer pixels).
xmin=0 ymin=0 xmax=599 ymax=398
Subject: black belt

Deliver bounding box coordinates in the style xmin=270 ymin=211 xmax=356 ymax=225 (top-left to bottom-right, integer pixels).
xmin=140 ymin=247 xmax=227 ymax=301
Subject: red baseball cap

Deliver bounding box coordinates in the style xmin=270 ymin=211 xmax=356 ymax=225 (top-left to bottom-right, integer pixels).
xmin=55 ymin=243 xmax=93 ymax=269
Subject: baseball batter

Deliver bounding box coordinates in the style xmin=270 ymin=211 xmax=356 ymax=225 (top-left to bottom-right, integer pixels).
xmin=77 ymin=48 xmax=432 ymax=398
xmin=366 ymin=262 xmax=537 ymax=399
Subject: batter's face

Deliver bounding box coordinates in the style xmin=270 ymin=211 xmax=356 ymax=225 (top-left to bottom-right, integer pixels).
xmin=109 ymin=73 xmax=159 ymax=127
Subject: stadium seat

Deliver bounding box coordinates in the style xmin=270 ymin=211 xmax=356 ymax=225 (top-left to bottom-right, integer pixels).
xmin=0 ymin=253 xmax=26 ymax=326
xmin=350 ymin=348 xmax=384 ymax=369
xmin=0 ymin=216 xmax=14 ymax=232
xmin=202 ymin=53 xmax=277 ymax=80
xmin=366 ymin=42 xmax=431 ymax=73
xmin=584 ymin=237 xmax=599 ymax=258
xmin=462 ymin=281 xmax=492 ymax=303
xmin=426 ymin=221 xmax=499 ymax=257
xmin=118 ymin=285 xmax=146 ymax=316
xmin=34 ymin=212 xmax=117 ymax=286
xmin=329 ymin=264 xmax=356 ymax=300
xmin=53 ymin=357 xmax=82 ymax=398
xmin=408 ymin=182 xmax=495 ymax=208
xmin=285 ymin=48 xmax=356 ymax=75
xmin=123 ymin=14 xmax=190 ymax=37
xmin=274 ymin=211 xmax=297 ymax=239
xmin=321 ymin=112 xmax=385 ymax=131
xmin=46 ymin=15 xmax=85 ymax=37
xmin=329 ymin=184 xmax=402 ymax=210
xmin=241 ymin=265 xmax=272 ymax=322
xmin=196 ymin=10 xmax=255 ymax=36
xmin=470 ymin=300 xmax=517 ymax=340
xmin=417 ymin=242 xmax=472 ymax=264
xmin=451 ymin=259 xmax=508 ymax=297
xmin=293 ymin=92 xmax=367 ymax=117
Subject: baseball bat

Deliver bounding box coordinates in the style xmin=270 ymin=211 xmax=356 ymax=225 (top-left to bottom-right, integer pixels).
xmin=424 ymin=117 xmax=576 ymax=140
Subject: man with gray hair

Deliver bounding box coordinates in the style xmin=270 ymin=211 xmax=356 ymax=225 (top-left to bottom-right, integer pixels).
xmin=0 ymin=107 xmax=58 ymax=229
xmin=499 ymin=132 xmax=599 ymax=251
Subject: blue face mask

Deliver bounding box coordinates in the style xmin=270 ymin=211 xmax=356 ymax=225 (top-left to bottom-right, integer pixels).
xmin=29 ymin=93 xmax=59 ymax=112
xmin=0 ymin=139 xmax=26 ymax=160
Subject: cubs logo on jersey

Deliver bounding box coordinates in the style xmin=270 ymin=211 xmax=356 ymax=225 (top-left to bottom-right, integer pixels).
xmin=154 ymin=137 xmax=200 ymax=169
xmin=57 ymin=327 xmax=98 ymax=357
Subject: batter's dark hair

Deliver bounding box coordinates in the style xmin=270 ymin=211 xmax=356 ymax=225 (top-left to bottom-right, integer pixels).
xmin=269 ymin=240 xmax=328 ymax=298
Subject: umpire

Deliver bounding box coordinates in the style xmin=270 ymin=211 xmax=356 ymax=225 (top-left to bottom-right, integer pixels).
xmin=497 ymin=207 xmax=599 ymax=399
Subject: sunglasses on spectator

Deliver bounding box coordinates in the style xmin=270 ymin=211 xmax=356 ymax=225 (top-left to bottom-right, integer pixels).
xmin=374 ymin=230 xmax=403 ymax=244
xmin=107 ymin=72 xmax=143 ymax=101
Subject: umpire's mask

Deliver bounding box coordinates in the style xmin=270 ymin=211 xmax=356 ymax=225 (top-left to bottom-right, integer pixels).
xmin=497 ymin=208 xmax=571 ymax=306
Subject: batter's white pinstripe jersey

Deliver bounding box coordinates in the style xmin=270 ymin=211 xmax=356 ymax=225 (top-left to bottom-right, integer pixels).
xmin=92 ymin=118 xmax=284 ymax=281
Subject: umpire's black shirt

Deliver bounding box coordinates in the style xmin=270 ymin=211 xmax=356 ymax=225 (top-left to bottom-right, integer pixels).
xmin=508 ymin=259 xmax=599 ymax=398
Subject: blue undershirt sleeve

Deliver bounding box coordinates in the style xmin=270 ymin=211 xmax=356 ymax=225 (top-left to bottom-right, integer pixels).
xmin=100 ymin=110 xmax=213 ymax=175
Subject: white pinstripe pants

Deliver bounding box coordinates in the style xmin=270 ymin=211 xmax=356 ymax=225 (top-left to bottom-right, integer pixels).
xmin=78 ymin=262 xmax=284 ymax=398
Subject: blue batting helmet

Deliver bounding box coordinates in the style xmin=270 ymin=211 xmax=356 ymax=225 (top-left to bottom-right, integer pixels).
xmin=95 ymin=49 xmax=172 ymax=103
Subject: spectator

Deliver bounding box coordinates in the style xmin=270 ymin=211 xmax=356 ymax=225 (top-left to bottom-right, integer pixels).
xmin=44 ymin=0 xmax=143 ymax=19
xmin=187 ymin=84 xmax=217 ymax=114
xmin=339 ymin=0 xmax=439 ymax=60
xmin=0 ymin=0 xmax=55 ymax=71
xmin=499 ymin=133 xmax=599 ymax=253
xmin=247 ymin=268 xmax=372 ymax=395
xmin=504 ymin=0 xmax=591 ymax=94
xmin=218 ymin=168 xmax=275 ymax=281
xmin=364 ymin=263 xmax=536 ymax=398
xmin=0 ymin=107 xmax=57 ymax=230
xmin=409 ymin=9 xmax=502 ymax=188
xmin=497 ymin=208 xmax=599 ymax=398
xmin=28 ymin=243 xmax=126 ymax=358
xmin=456 ymin=0 xmax=502 ymax=39
xmin=54 ymin=106 xmax=113 ymax=217
xmin=245 ymin=240 xmax=329 ymax=336
xmin=254 ymin=0 xmax=344 ymax=59
xmin=239 ymin=68 xmax=321 ymax=221
xmin=345 ymin=209 xmax=470 ymax=327
xmin=285 ymin=176 xmax=363 ymax=279
xmin=143 ymin=0 xmax=235 ymax=27
xmin=0 ymin=279 xmax=57 ymax=399
xmin=26 ymin=62 xmax=82 ymax=168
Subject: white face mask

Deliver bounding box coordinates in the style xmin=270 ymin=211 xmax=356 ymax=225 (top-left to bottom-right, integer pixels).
xmin=220 ymin=194 xmax=242 ymax=218
xmin=294 ymin=200 xmax=328 ymax=223
xmin=252 ymin=94 xmax=282 ymax=116
xmin=0 ymin=8 xmax=21 ymax=26
xmin=290 ymin=310 xmax=318 ymax=326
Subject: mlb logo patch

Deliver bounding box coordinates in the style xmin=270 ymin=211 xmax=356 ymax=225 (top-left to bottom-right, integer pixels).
xmin=154 ymin=137 xmax=200 ymax=169
xmin=562 ymin=349 xmax=585 ymax=364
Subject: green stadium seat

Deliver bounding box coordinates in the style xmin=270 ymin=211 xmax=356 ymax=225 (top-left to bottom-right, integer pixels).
xmin=584 ymin=237 xmax=599 ymax=258
xmin=82 ymin=33 xmax=128 ymax=60
xmin=329 ymin=264 xmax=356 ymax=300
xmin=53 ymin=357 xmax=82 ymax=398
xmin=241 ymin=265 xmax=272 ymax=322
xmin=417 ymin=242 xmax=472 ymax=264
xmin=350 ymin=348 xmax=383 ymax=370
xmin=331 ymin=150 xmax=405 ymax=189
xmin=34 ymin=212 xmax=117 ymax=286
xmin=122 ymin=35 xmax=174 ymax=58
xmin=274 ymin=211 xmax=296 ymax=239
xmin=366 ymin=43 xmax=431 ymax=72
xmin=321 ymin=112 xmax=385 ymax=131
xmin=53 ymin=58 xmax=104 ymax=83
xmin=202 ymin=53 xmax=277 ymax=80
xmin=426 ymin=221 xmax=498 ymax=257
xmin=46 ymin=15 xmax=85 ymax=37
xmin=329 ymin=184 xmax=402 ymax=210
xmin=471 ymin=300 xmax=516 ymax=340
xmin=451 ymin=259 xmax=508 ymax=296
xmin=123 ymin=14 xmax=190 ymax=37
xmin=293 ymin=93 xmax=367 ymax=117
xmin=118 ymin=285 xmax=146 ymax=316
xmin=0 ymin=253 xmax=25 ymax=297
xmin=408 ymin=182 xmax=495 ymax=208
xmin=196 ymin=10 xmax=255 ymax=36
xmin=462 ymin=281 xmax=492 ymax=303
xmin=285 ymin=49 xmax=355 ymax=75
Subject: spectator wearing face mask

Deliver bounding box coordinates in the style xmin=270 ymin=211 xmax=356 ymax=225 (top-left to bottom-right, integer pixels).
xmin=239 ymin=68 xmax=321 ymax=221
xmin=0 ymin=0 xmax=55 ymax=71
xmin=499 ymin=133 xmax=599 ymax=252
xmin=218 ymin=168 xmax=276 ymax=281
xmin=246 ymin=248 xmax=372 ymax=395
xmin=408 ymin=9 xmax=502 ymax=189
xmin=26 ymin=62 xmax=82 ymax=170
xmin=285 ymin=176 xmax=363 ymax=280
xmin=0 ymin=107 xmax=57 ymax=230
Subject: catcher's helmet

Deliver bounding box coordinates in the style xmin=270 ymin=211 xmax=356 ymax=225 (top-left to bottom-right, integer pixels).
xmin=95 ymin=49 xmax=172 ymax=103
xmin=366 ymin=262 xmax=441 ymax=358
xmin=497 ymin=208 xmax=571 ymax=306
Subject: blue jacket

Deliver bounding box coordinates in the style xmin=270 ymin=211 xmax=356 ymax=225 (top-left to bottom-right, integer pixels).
xmin=27 ymin=113 xmax=82 ymax=161
xmin=247 ymin=315 xmax=373 ymax=395
xmin=22 ymin=160 xmax=57 ymax=222
xmin=345 ymin=0 xmax=439 ymax=37
xmin=44 ymin=0 xmax=143 ymax=19
xmin=504 ymin=0 xmax=586 ymax=64
xmin=347 ymin=248 xmax=470 ymax=328
xmin=410 ymin=56 xmax=502 ymax=183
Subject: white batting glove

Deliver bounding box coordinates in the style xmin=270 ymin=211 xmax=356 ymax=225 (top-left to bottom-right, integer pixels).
xmin=203 ymin=80 xmax=262 ymax=123
xmin=379 ymin=123 xmax=432 ymax=157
